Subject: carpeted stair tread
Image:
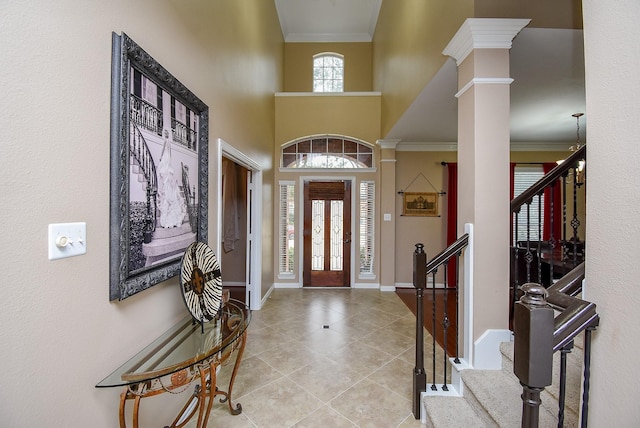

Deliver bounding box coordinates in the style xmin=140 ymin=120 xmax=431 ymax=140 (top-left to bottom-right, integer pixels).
xmin=461 ymin=368 xmax=558 ymax=427
xmin=500 ymin=340 xmax=581 ymax=425
xmin=423 ymin=396 xmax=489 ymax=428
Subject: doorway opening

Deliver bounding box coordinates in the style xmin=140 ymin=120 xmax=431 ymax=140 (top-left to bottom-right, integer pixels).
xmin=215 ymin=138 xmax=262 ymax=310
xmin=221 ymin=157 xmax=248 ymax=303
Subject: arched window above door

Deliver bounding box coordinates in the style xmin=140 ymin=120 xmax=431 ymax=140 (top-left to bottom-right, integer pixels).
xmin=281 ymin=135 xmax=374 ymax=169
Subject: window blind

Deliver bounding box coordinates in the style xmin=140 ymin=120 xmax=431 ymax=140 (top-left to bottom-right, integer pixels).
xmin=278 ymin=182 xmax=295 ymax=275
xmin=359 ymin=181 xmax=375 ymax=275
xmin=513 ymin=165 xmax=544 ymax=244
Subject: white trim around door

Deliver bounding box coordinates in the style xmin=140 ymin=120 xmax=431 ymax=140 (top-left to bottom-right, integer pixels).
xmin=213 ymin=138 xmax=263 ymax=310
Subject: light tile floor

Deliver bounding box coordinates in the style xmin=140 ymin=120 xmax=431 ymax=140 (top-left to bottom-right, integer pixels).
xmin=202 ymin=288 xmax=432 ymax=428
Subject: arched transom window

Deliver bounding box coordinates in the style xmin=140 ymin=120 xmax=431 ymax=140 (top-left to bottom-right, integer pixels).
xmin=313 ymin=53 xmax=344 ymax=93
xmin=281 ymin=136 xmax=373 ymax=169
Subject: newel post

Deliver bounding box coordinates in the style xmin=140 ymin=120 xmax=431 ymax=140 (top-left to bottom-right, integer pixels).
xmin=412 ymin=243 xmax=427 ymax=419
xmin=514 ymin=283 xmax=554 ymax=428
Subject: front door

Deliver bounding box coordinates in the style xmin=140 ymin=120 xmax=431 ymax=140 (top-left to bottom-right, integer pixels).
xmin=303 ymin=181 xmax=351 ymax=287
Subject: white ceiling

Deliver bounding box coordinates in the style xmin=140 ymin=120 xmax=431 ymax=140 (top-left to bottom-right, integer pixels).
xmin=275 ymin=1 xmax=586 ymax=147
xmin=275 ymin=0 xmax=382 ymax=42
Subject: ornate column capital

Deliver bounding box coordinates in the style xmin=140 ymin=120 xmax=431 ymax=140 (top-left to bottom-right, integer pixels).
xmin=443 ymin=18 xmax=531 ymax=66
xmin=376 ymin=139 xmax=401 ymax=150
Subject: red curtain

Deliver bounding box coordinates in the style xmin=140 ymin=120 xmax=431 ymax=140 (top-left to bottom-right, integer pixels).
xmin=510 ymin=163 xmax=517 ymax=199
xmin=543 ymin=163 xmax=562 ymax=241
xmin=510 ymin=163 xmax=517 ymax=244
xmin=446 ymin=163 xmax=457 ymax=287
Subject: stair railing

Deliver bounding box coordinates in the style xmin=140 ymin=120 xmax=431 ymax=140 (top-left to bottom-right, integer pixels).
xmin=181 ymin=163 xmax=197 ymax=232
xmin=412 ymin=233 xmax=469 ymax=418
xmin=129 ymin=122 xmax=158 ymax=243
xmin=514 ymin=262 xmax=599 ymax=428
xmin=130 ymin=94 xmax=163 ymax=136
xmin=510 ymin=145 xmax=586 ymax=325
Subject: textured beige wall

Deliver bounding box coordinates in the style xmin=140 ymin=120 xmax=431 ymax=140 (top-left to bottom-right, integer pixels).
xmin=373 ymin=0 xmax=581 ymax=139
xmin=0 ymin=1 xmax=281 ymax=425
xmin=475 ymin=0 xmax=583 ymax=29
xmin=373 ymin=0 xmax=474 ymax=137
xmin=284 ymin=42 xmax=373 ymax=92
xmin=394 ymin=151 xmax=457 ymax=284
xmin=274 ymin=94 xmax=381 ymax=145
xmin=583 ymin=1 xmax=640 ymax=424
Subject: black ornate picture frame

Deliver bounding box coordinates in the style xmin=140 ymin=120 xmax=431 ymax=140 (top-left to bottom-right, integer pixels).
xmin=109 ymin=32 xmax=208 ymax=300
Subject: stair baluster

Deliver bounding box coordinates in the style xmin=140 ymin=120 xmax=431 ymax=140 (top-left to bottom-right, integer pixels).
xmin=129 ymin=122 xmax=158 ymax=242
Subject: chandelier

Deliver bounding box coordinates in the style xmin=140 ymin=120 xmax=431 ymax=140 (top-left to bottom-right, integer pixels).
xmin=557 ymin=113 xmax=585 ymax=186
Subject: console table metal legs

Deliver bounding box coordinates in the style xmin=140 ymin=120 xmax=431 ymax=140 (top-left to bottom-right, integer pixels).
xmin=117 ymin=329 xmax=248 ymax=428
xmin=216 ymin=329 xmax=247 ymax=415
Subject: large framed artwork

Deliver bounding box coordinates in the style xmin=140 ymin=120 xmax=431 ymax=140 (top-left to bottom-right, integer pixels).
xmin=109 ymin=32 xmax=209 ymax=301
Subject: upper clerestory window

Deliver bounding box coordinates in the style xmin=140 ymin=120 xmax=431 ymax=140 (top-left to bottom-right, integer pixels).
xmin=313 ymin=53 xmax=344 ymax=93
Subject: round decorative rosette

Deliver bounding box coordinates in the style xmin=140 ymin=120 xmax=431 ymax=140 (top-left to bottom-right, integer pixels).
xmin=180 ymin=242 xmax=223 ymax=322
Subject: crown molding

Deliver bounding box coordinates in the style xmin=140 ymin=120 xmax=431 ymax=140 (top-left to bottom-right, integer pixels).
xmin=275 ymin=92 xmax=381 ymax=97
xmin=396 ymin=142 xmax=458 ymax=152
xmin=510 ymin=142 xmax=573 ymax=151
xmin=393 ymin=141 xmax=573 ymax=152
xmin=285 ymin=33 xmax=372 ymax=43
xmin=455 ymin=77 xmax=514 ymax=98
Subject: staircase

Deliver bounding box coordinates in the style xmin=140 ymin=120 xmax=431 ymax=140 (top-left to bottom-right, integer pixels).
xmin=142 ymin=219 xmax=196 ymax=267
xmin=423 ymin=335 xmax=584 ymax=427
xmin=413 ymin=146 xmax=595 ymax=426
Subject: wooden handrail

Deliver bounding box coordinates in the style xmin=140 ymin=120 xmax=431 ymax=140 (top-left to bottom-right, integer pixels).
xmin=426 ymin=233 xmax=469 ymax=274
xmin=510 ymin=145 xmax=586 ymax=212
xmin=542 ymin=262 xmax=600 ymax=351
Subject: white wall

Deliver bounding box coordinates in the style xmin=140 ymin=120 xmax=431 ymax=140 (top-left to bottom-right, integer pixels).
xmin=0 ymin=1 xmax=280 ymax=426
xmin=583 ymin=1 xmax=640 ymax=425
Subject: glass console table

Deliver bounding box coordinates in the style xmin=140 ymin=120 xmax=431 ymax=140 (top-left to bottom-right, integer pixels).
xmin=96 ymin=299 xmax=250 ymax=428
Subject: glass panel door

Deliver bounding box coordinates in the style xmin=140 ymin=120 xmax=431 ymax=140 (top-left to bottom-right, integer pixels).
xmin=303 ymin=181 xmax=351 ymax=287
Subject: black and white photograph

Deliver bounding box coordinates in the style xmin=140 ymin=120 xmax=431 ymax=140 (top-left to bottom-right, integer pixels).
xmin=109 ymin=32 xmax=209 ymax=301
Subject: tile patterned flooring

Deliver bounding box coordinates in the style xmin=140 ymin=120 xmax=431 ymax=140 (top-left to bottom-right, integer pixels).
xmin=203 ymin=288 xmax=430 ymax=427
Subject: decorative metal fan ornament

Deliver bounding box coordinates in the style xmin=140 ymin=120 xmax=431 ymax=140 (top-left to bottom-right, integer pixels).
xmin=180 ymin=242 xmax=223 ymax=323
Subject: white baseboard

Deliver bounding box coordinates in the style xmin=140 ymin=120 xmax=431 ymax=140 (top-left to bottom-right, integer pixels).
xmin=222 ymin=281 xmax=245 ymax=287
xmin=395 ymin=284 xmax=413 ymax=289
xmin=259 ymin=284 xmax=274 ymax=309
xmin=353 ymin=282 xmax=381 ymax=289
xmin=473 ymin=329 xmax=513 ymax=370
xmin=273 ymin=282 xmax=302 ymax=288
xmin=419 ymin=357 xmax=471 ymax=423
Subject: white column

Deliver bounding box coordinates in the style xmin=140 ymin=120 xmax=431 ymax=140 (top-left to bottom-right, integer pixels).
xmin=444 ymin=18 xmax=530 ymax=368
xmin=377 ymin=139 xmax=400 ymax=291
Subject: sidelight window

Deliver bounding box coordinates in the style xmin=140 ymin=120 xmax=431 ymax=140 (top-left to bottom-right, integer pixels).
xmin=278 ymin=182 xmax=295 ymax=277
xmin=359 ymin=181 xmax=375 ymax=276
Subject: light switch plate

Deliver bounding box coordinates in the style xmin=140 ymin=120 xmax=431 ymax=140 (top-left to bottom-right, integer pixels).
xmin=48 ymin=222 xmax=87 ymax=260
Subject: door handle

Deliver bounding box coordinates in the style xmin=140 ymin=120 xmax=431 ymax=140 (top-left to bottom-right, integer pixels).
xmin=344 ymin=239 xmax=351 ymax=243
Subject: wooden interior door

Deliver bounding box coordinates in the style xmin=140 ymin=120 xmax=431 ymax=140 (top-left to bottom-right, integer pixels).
xmin=220 ymin=157 xmax=247 ymax=303
xmin=303 ymin=181 xmax=351 ymax=287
